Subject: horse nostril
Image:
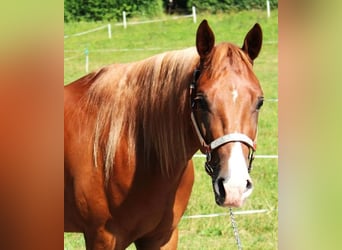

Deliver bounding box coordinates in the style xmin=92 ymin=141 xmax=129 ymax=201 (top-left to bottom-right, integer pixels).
xmin=217 ymin=178 xmax=226 ymax=197
xmin=246 ymin=179 xmax=253 ymax=190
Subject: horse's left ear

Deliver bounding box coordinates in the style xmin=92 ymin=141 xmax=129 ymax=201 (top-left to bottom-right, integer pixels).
xmin=242 ymin=23 xmax=263 ymax=62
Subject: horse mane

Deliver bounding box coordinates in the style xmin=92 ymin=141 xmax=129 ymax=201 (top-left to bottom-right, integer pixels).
xmin=81 ymin=47 xmax=199 ymax=182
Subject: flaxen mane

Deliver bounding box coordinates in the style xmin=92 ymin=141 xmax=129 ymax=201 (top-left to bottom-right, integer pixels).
xmin=81 ymin=47 xmax=199 ymax=182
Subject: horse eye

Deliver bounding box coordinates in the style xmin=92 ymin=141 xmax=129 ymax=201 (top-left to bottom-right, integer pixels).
xmin=256 ymin=97 xmax=264 ymax=110
xmin=194 ymin=96 xmax=209 ymax=111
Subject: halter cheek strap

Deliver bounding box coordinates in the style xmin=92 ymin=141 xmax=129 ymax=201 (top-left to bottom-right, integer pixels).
xmin=190 ymin=112 xmax=208 ymax=151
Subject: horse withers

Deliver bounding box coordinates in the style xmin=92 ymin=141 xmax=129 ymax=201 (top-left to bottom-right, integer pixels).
xmin=64 ymin=20 xmax=263 ymax=249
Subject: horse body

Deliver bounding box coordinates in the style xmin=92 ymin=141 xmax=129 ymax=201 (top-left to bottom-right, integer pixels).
xmin=64 ymin=20 xmax=263 ymax=249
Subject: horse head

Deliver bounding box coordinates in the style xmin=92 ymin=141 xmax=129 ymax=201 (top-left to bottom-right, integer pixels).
xmin=191 ymin=20 xmax=264 ymax=207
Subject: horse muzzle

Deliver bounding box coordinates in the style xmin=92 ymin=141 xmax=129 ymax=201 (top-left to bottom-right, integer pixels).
xmin=207 ymin=142 xmax=254 ymax=207
xmin=213 ymin=175 xmax=253 ymax=207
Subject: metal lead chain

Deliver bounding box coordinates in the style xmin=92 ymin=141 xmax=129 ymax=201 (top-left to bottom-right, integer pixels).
xmin=229 ymin=207 xmax=243 ymax=250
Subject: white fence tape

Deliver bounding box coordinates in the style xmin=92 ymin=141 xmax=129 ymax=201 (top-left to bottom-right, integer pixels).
xmin=64 ymin=11 xmax=197 ymax=39
xmin=64 ymin=25 xmax=107 ymax=38
xmin=183 ymin=209 xmax=269 ymax=219
xmin=193 ymin=154 xmax=278 ymax=159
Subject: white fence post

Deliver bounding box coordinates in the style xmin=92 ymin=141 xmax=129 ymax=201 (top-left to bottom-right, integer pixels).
xmin=123 ymin=11 xmax=127 ymax=29
xmin=85 ymin=48 xmax=89 ymax=73
xmin=107 ymin=23 xmax=112 ymax=39
xmin=192 ymin=6 xmax=197 ymax=23
xmin=266 ymin=0 xmax=271 ymax=18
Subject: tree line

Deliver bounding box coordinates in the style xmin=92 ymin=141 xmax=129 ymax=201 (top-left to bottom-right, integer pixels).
xmin=64 ymin=0 xmax=278 ymax=22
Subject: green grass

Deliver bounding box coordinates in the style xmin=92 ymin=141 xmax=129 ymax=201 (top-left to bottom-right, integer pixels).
xmin=64 ymin=9 xmax=278 ymax=250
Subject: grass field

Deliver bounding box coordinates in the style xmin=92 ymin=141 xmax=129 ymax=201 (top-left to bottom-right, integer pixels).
xmin=64 ymin=9 xmax=278 ymax=250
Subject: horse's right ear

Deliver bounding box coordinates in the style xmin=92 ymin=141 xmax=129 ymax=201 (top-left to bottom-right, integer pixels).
xmin=196 ymin=20 xmax=215 ymax=59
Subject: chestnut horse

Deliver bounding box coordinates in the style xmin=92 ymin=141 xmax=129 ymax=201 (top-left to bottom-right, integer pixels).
xmin=64 ymin=20 xmax=263 ymax=249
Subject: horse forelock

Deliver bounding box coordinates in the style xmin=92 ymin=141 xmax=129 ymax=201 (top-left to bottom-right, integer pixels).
xmin=83 ymin=48 xmax=198 ymax=182
xmin=208 ymin=43 xmax=253 ymax=77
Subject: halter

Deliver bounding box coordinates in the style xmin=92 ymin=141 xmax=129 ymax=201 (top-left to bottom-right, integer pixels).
xmin=190 ymin=68 xmax=256 ymax=176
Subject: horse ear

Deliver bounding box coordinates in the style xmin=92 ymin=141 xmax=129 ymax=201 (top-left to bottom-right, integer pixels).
xmin=196 ymin=20 xmax=215 ymax=59
xmin=242 ymin=23 xmax=263 ymax=62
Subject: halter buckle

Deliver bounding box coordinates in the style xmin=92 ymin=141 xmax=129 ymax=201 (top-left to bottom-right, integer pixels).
xmin=204 ymin=147 xmax=216 ymax=176
xmin=247 ymin=148 xmax=255 ymax=173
